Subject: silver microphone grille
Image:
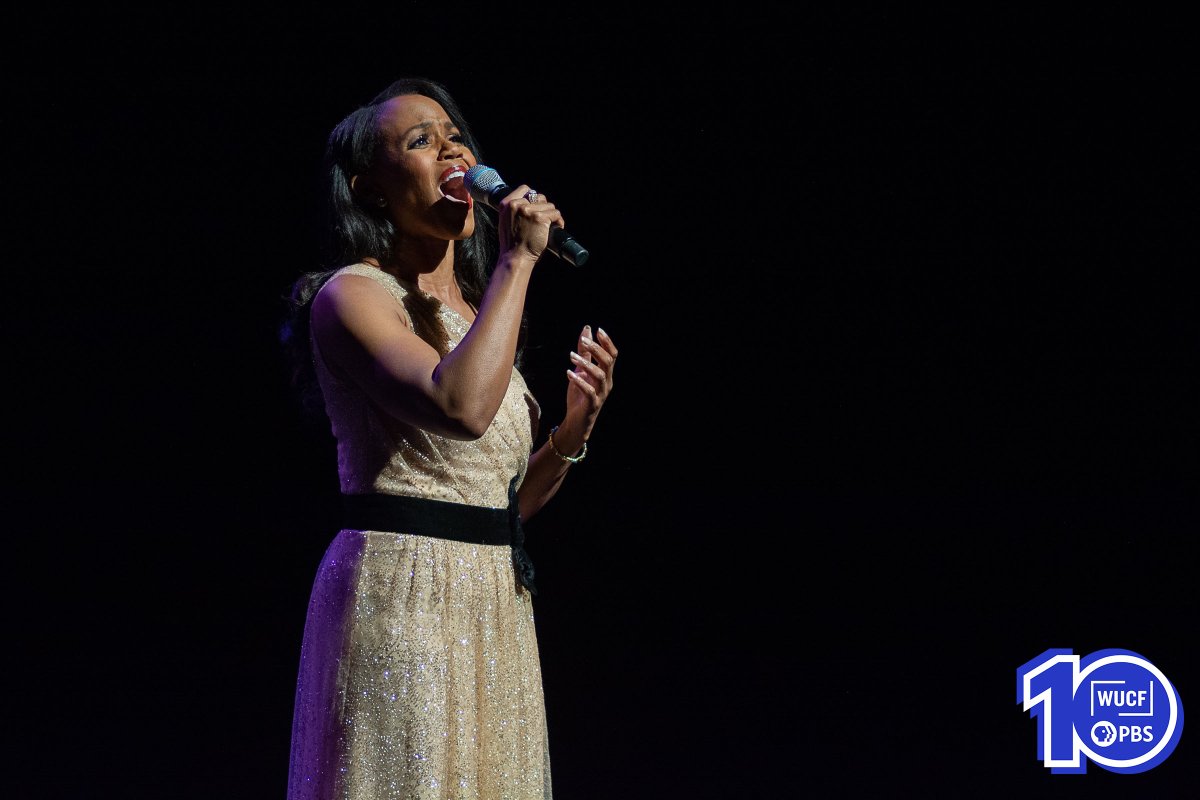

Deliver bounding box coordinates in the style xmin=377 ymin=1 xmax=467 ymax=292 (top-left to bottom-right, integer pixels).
xmin=463 ymin=164 xmax=506 ymax=203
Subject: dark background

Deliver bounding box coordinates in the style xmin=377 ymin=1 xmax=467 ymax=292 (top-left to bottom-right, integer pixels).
xmin=14 ymin=5 xmax=1195 ymax=798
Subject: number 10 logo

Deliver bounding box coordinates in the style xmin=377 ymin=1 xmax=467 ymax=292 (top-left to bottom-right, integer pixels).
xmin=1017 ymin=648 xmax=1184 ymax=774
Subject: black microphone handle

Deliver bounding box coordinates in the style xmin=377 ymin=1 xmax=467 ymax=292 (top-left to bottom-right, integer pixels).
xmin=484 ymin=184 xmax=589 ymax=267
xmin=549 ymin=225 xmax=589 ymax=267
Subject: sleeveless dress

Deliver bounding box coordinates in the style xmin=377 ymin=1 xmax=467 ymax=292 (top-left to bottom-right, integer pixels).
xmin=287 ymin=264 xmax=551 ymax=800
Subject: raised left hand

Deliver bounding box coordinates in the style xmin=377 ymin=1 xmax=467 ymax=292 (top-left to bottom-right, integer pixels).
xmin=563 ymin=324 xmax=618 ymax=442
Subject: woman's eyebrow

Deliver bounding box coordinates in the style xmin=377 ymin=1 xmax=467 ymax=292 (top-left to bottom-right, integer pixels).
xmin=398 ymin=119 xmax=457 ymax=138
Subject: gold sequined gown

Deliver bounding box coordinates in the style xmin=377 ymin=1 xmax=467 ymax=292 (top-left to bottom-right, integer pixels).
xmin=287 ymin=264 xmax=551 ymax=799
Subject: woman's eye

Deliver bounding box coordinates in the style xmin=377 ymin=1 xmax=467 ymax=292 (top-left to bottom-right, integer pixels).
xmin=450 ymin=134 xmax=464 ymax=143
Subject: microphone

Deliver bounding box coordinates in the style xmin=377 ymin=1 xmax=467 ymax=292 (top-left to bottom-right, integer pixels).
xmin=463 ymin=164 xmax=590 ymax=266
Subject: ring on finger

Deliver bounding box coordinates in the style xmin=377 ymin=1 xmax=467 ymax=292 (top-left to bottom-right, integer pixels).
xmin=524 ymin=189 xmax=539 ymax=203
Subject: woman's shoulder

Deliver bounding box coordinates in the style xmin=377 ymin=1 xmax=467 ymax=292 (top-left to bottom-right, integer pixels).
xmin=313 ymin=263 xmax=414 ymax=330
xmin=325 ymin=263 xmax=408 ymax=294
xmin=316 ymin=263 xmax=411 ymax=306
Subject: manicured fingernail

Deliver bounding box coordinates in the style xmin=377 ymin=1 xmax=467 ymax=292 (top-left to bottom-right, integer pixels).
xmin=597 ymin=327 xmax=607 ymax=338
xmin=580 ymin=336 xmax=594 ymax=347
xmin=569 ymin=351 xmax=584 ymax=363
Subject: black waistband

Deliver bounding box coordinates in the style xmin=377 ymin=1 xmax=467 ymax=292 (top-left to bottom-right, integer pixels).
xmin=340 ymin=482 xmax=537 ymax=595
xmin=341 ymin=492 xmax=512 ymax=545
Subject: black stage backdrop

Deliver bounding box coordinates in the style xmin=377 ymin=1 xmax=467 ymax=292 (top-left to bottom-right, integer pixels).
xmin=14 ymin=6 xmax=1196 ymax=798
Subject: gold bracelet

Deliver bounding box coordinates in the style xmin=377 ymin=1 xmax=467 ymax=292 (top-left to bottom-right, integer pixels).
xmin=548 ymin=425 xmax=587 ymax=464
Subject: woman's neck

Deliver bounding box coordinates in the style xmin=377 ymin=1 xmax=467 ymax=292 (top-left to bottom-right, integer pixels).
xmin=374 ymin=238 xmax=461 ymax=305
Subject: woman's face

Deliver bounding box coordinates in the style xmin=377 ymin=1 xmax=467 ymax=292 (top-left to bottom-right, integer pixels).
xmin=366 ymin=93 xmax=478 ymax=242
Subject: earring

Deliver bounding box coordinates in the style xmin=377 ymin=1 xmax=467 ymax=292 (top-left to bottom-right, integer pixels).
xmin=375 ymin=196 xmax=387 ymax=207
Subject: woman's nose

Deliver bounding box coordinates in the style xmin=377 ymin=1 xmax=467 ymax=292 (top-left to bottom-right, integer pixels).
xmin=441 ymin=138 xmax=464 ymax=159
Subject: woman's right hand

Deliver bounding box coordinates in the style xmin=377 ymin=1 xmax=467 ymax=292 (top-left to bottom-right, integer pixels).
xmin=496 ymin=184 xmax=566 ymax=265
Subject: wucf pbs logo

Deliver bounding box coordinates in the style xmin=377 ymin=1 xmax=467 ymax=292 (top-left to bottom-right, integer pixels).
xmin=1017 ymin=648 xmax=1184 ymax=774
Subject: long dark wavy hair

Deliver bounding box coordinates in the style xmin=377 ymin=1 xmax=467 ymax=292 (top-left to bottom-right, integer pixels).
xmin=279 ymin=77 xmax=524 ymax=420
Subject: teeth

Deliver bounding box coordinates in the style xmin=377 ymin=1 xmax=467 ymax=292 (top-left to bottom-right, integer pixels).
xmin=440 ymin=167 xmax=466 ymax=186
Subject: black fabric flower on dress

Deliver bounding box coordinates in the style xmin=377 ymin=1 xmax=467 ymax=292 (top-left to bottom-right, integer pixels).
xmin=507 ymin=475 xmax=537 ymax=595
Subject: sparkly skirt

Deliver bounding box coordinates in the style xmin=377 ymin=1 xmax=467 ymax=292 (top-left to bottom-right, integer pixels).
xmin=287 ymin=530 xmax=551 ymax=799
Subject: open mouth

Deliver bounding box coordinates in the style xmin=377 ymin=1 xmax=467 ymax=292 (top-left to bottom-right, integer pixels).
xmin=439 ymin=166 xmax=471 ymax=205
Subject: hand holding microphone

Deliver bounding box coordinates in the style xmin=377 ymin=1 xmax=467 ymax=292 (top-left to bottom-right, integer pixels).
xmin=464 ymin=165 xmax=590 ymax=266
